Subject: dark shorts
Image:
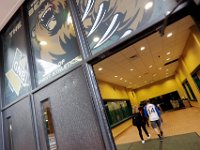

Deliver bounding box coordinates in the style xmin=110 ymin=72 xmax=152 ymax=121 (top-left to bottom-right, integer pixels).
xmin=150 ymin=119 xmax=161 ymax=129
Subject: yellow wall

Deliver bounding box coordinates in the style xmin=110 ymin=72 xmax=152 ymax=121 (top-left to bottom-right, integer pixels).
xmin=135 ymin=77 xmax=179 ymax=101
xmin=98 ymin=80 xmax=129 ymax=99
xmin=175 ymin=26 xmax=200 ymax=107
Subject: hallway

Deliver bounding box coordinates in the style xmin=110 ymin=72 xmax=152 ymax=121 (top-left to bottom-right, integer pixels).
xmin=115 ymin=107 xmax=200 ymax=145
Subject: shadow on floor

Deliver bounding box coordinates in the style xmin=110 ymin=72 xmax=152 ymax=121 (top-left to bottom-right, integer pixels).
xmin=117 ymin=132 xmax=200 ymax=150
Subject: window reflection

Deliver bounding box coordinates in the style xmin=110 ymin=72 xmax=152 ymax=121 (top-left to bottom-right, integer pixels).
xmin=7 ymin=117 xmax=14 ymax=150
xmin=42 ymin=101 xmax=57 ymax=150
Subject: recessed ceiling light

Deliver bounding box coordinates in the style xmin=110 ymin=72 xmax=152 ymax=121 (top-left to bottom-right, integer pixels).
xmin=40 ymin=41 xmax=47 ymax=45
xmin=140 ymin=46 xmax=145 ymax=51
xmin=166 ymin=58 xmax=171 ymax=61
xmin=93 ymin=37 xmax=100 ymax=42
xmin=166 ymin=52 xmax=171 ymax=55
xmin=130 ymin=68 xmax=134 ymax=71
xmin=167 ymin=32 xmax=173 ymax=38
xmin=145 ymin=1 xmax=153 ymax=10
xmin=149 ymin=65 xmax=153 ymax=68
xmin=138 ymin=75 xmax=142 ymax=78
xmin=98 ymin=67 xmax=103 ymax=71
xmin=114 ymin=76 xmax=118 ymax=78
xmin=159 ymin=67 xmax=162 ymax=70
xmin=120 ymin=77 xmax=123 ymax=80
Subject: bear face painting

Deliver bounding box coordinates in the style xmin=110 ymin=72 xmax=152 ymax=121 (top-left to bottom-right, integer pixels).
xmin=28 ymin=0 xmax=81 ymax=83
xmin=29 ymin=0 xmax=80 ymax=64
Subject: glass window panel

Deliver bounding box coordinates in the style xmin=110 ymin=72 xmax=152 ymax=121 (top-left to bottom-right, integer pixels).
xmin=27 ymin=0 xmax=82 ymax=85
xmin=104 ymin=100 xmax=132 ymax=128
xmin=182 ymin=80 xmax=196 ymax=101
xmin=42 ymin=100 xmax=57 ymax=150
xmin=2 ymin=15 xmax=31 ymax=104
xmin=76 ymin=0 xmax=179 ymax=54
xmin=192 ymin=69 xmax=200 ymax=91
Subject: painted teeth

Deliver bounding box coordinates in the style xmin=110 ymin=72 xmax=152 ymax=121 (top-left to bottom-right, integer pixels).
xmin=42 ymin=7 xmax=51 ymax=19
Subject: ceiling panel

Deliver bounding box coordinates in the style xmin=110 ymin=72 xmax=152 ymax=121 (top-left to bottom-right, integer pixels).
xmin=94 ymin=16 xmax=195 ymax=89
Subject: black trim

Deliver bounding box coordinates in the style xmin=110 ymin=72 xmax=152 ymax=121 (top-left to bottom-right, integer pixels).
xmin=67 ymin=0 xmax=91 ymax=60
xmin=82 ymin=64 xmax=116 ymax=150
xmin=22 ymin=5 xmax=37 ymax=90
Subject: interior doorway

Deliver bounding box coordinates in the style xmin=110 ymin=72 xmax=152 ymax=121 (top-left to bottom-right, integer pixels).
xmin=93 ymin=15 xmax=200 ymax=149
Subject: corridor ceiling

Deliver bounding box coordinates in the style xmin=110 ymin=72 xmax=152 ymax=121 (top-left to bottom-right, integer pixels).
xmin=0 ymin=0 xmax=24 ymax=31
xmin=94 ymin=16 xmax=195 ymax=89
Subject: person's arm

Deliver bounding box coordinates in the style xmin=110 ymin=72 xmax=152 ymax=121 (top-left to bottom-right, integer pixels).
xmin=143 ymin=106 xmax=148 ymax=118
xmin=155 ymin=105 xmax=161 ymax=116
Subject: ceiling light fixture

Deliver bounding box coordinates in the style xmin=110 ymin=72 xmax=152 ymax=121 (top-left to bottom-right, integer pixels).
xmin=167 ymin=32 xmax=173 ymax=38
xmin=149 ymin=65 xmax=153 ymax=68
xmin=166 ymin=58 xmax=171 ymax=61
xmin=138 ymin=75 xmax=142 ymax=78
xmin=145 ymin=1 xmax=153 ymax=10
xmin=114 ymin=76 xmax=118 ymax=78
xmin=166 ymin=51 xmax=171 ymax=55
xmin=130 ymin=68 xmax=134 ymax=71
xmin=159 ymin=67 xmax=162 ymax=70
xmin=98 ymin=67 xmax=103 ymax=71
xmin=140 ymin=46 xmax=145 ymax=51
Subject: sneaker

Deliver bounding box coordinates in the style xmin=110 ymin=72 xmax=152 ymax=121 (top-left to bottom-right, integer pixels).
xmin=142 ymin=140 xmax=145 ymax=144
xmin=159 ymin=136 xmax=163 ymax=142
xmin=147 ymin=134 xmax=151 ymax=139
xmin=161 ymin=131 xmax=163 ymax=137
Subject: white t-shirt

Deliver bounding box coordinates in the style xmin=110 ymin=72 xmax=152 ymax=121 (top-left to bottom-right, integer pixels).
xmin=145 ymin=104 xmax=160 ymax=121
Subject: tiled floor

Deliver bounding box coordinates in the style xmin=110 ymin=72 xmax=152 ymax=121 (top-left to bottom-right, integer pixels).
xmin=115 ymin=107 xmax=200 ymax=145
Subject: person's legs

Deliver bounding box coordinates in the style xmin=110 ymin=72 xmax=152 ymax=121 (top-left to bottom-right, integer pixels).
xmin=136 ymin=125 xmax=144 ymax=140
xmin=156 ymin=120 xmax=163 ymax=136
xmin=141 ymin=124 xmax=150 ymax=137
xmin=151 ymin=121 xmax=163 ymax=141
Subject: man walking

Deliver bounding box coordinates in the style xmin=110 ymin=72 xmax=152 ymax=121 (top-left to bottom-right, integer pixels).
xmin=144 ymin=101 xmax=163 ymax=141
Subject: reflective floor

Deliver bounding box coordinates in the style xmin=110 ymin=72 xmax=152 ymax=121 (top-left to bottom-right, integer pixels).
xmin=115 ymin=107 xmax=200 ymax=145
